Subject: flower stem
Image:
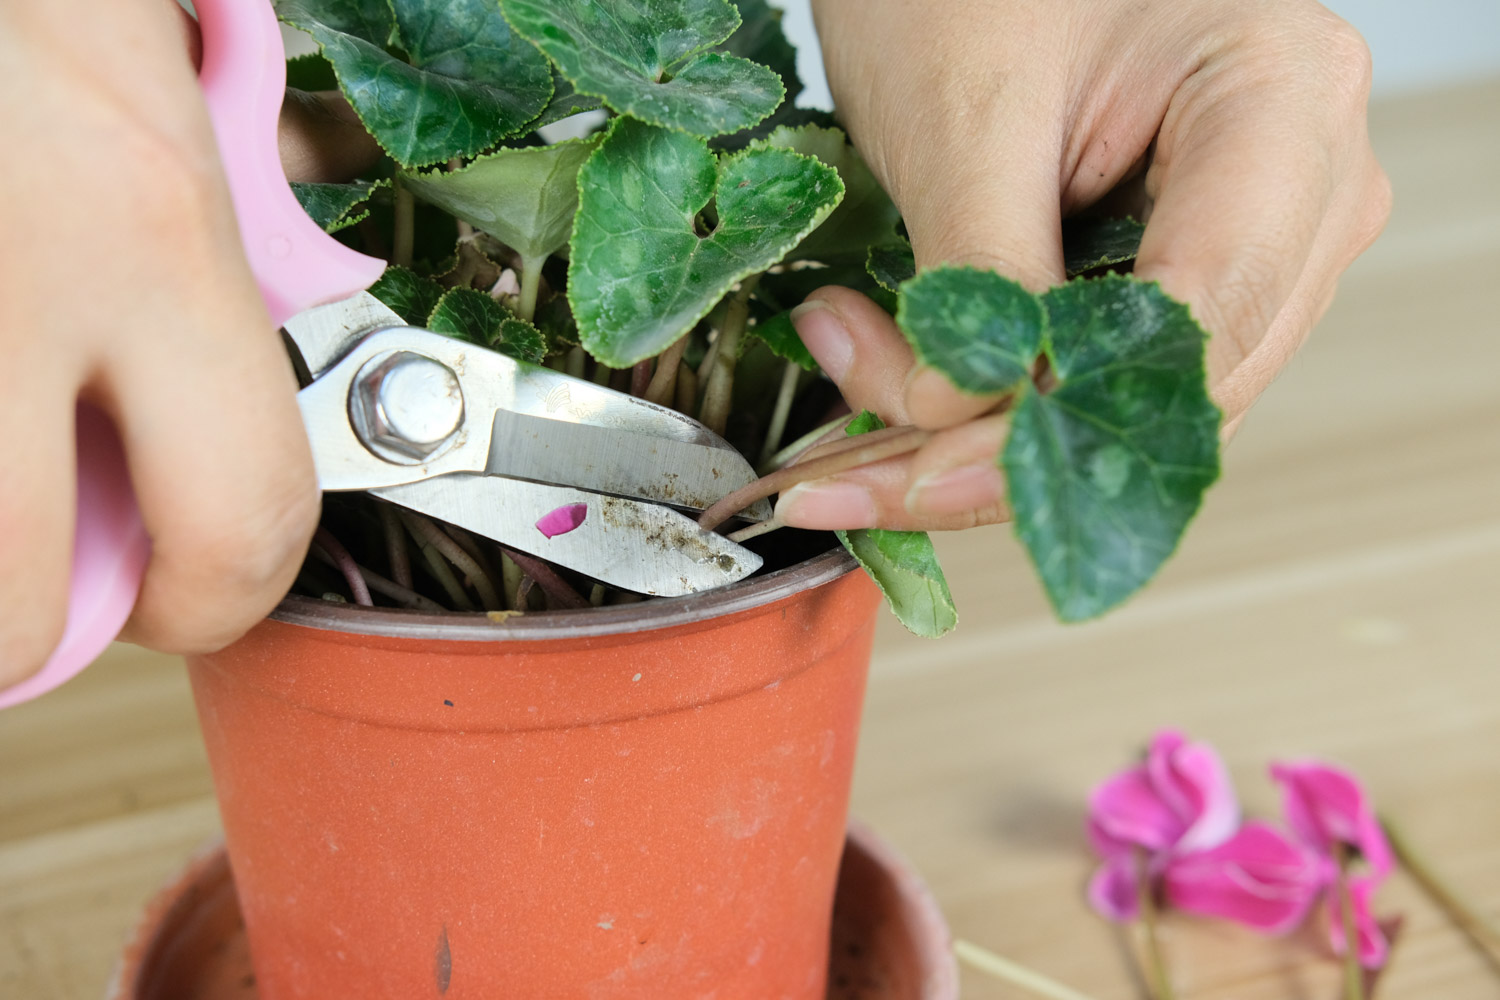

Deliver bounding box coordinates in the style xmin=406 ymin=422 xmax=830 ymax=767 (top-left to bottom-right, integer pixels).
xmin=400 ymin=512 xmax=502 ymax=611
xmin=954 ymin=939 xmax=1102 ymax=1000
xmin=517 ymin=253 xmax=544 ymax=322
xmin=313 ymin=527 xmax=372 ymax=606
xmin=1135 ymin=850 xmax=1175 ymax=1000
xmin=644 ymin=334 xmax=690 ymax=406
xmin=501 ymin=548 xmax=591 ymax=609
xmin=757 ymin=414 xmax=853 ymax=474
xmin=727 ymin=517 xmax=783 ymax=544
xmin=758 ymin=358 xmax=802 ymax=466
xmin=699 ymin=275 xmax=760 ymax=435
xmin=377 ymin=502 xmax=412 ymax=589
xmin=392 ymin=175 xmax=415 ymax=269
xmin=1335 ymin=843 xmax=1367 ymax=1000
xmin=1383 ymin=815 xmax=1500 ymax=959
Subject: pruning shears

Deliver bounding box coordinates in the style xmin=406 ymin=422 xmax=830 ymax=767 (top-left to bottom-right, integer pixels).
xmin=7 ymin=0 xmax=767 ymax=709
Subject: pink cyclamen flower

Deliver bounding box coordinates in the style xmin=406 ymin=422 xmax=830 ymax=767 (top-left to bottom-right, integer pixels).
xmin=1086 ymin=729 xmax=1240 ymax=921
xmin=1271 ymin=761 xmax=1394 ymax=968
xmin=1162 ymin=821 xmax=1327 ymax=934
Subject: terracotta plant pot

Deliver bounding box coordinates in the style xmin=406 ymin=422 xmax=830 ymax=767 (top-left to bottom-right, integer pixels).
xmin=184 ymin=548 xmax=885 ymax=999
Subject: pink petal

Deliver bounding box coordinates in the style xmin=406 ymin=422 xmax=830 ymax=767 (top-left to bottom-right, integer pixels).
xmin=535 ymin=502 xmax=588 ymax=539
xmin=1327 ymin=877 xmax=1390 ymax=969
xmin=1163 ymin=821 xmax=1326 ymax=935
xmin=1087 ymin=859 xmax=1141 ymax=922
xmin=1156 ymin=735 xmax=1240 ymax=854
xmin=1271 ymin=761 xmax=1393 ymax=879
xmin=1089 ymin=767 xmax=1186 ymax=854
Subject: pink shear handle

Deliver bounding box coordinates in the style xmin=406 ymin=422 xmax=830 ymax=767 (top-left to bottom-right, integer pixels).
xmin=4 ymin=0 xmax=384 ymax=708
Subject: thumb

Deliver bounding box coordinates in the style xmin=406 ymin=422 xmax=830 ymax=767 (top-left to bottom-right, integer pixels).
xmin=890 ymin=117 xmax=1067 ymax=428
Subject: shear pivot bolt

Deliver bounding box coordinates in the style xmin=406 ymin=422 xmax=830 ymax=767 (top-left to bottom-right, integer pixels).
xmin=351 ymin=352 xmax=465 ymax=462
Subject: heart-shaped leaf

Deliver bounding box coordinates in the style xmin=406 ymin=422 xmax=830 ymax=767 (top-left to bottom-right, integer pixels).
xmin=292 ymin=180 xmax=380 ymax=233
xmin=895 ymin=267 xmax=1044 ymax=395
xmin=756 ymin=125 xmax=901 ymax=262
xmin=402 ymin=137 xmax=600 ymax=268
xmin=277 ymin=0 xmax=552 ymax=167
xmin=1063 ymin=217 xmax=1146 ymax=277
xmin=835 ymin=412 xmax=956 ymax=638
xmin=427 ymin=288 xmax=547 ymax=364
xmin=1003 ymin=276 xmax=1220 ymax=621
xmin=722 ymin=0 xmax=801 ymax=106
xmin=499 ymin=0 xmax=783 ymax=136
xmin=369 ymin=265 xmax=444 ymax=325
xmin=569 ymin=118 xmax=843 ymax=367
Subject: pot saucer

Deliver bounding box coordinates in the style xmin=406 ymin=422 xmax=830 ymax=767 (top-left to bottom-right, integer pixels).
xmin=109 ymin=820 xmax=957 ymax=1000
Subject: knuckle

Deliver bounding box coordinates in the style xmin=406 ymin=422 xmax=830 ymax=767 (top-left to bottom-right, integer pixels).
xmin=1356 ymin=163 xmax=1394 ymax=250
xmin=1197 ymin=241 xmax=1286 ymax=364
xmin=1319 ymin=18 xmax=1375 ymax=105
xmin=182 ymin=471 xmax=320 ymax=603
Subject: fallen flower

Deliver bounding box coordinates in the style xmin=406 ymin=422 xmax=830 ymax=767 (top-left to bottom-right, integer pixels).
xmin=1162 ymin=820 xmax=1326 ymax=934
xmin=1087 ymin=729 xmax=1240 ymax=921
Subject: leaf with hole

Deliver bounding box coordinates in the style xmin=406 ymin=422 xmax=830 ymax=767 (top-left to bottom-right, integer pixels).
xmin=1003 ymin=276 xmax=1221 ymax=621
xmin=499 ymin=0 xmax=783 ymax=136
xmin=568 ymin=118 xmax=843 ymax=367
xmin=276 ymin=0 xmax=552 ymax=167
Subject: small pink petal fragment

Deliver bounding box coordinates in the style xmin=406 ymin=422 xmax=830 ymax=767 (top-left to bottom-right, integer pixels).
xmin=536 ymin=503 xmax=588 ymax=539
xmin=1087 ymin=859 xmax=1141 ymax=922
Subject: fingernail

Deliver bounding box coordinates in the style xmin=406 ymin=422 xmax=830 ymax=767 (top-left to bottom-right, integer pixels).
xmin=775 ymin=480 xmax=878 ymax=530
xmin=905 ymin=462 xmax=1005 ymax=516
xmin=790 ymin=300 xmax=853 ymax=382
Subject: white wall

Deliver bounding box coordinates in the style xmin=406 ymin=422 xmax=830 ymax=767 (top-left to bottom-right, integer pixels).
xmin=772 ymin=0 xmax=1500 ymax=104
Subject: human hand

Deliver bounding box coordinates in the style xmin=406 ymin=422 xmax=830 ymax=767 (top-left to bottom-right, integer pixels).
xmin=776 ymin=0 xmax=1391 ymax=532
xmin=0 ymin=2 xmax=329 ymax=686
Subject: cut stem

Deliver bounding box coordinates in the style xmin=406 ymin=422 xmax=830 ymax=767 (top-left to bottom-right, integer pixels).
xmin=630 ymin=359 xmax=653 ymax=398
xmin=644 ymin=334 xmax=690 ymax=405
xmin=313 ymin=528 xmax=372 ymax=606
xmin=392 ymin=176 xmax=415 ymax=269
xmin=1135 ymin=849 xmax=1175 ymax=1000
xmin=400 ymin=511 xmax=499 ymax=611
xmin=674 ymin=359 xmax=699 ymax=415
xmin=501 ymin=553 xmax=524 ymax=611
xmin=1383 ymin=815 xmax=1500 ymax=958
xmin=954 ymin=939 xmax=1102 ymax=1000
xmin=758 ymin=414 xmax=853 ymax=474
xmin=1335 ymin=844 xmax=1368 ymax=1000
xmin=699 ymin=276 xmax=760 ymax=435
xmin=727 ymin=518 xmax=783 ymax=544
xmin=697 ymin=426 xmax=931 ymax=531
xmin=758 ymin=358 xmax=802 ymax=466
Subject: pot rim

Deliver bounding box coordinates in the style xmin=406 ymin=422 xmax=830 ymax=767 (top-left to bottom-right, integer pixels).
xmin=271 ymin=546 xmax=859 ymax=641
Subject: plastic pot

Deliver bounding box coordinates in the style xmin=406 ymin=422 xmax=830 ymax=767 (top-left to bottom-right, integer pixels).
xmin=184 ymin=548 xmax=882 ymax=999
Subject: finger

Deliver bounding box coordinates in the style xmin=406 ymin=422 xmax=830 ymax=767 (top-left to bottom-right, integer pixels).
xmin=791 ymin=286 xmax=915 ymax=426
xmin=1134 ymin=25 xmax=1376 ymax=396
xmin=775 ymin=414 xmax=1010 ymax=533
xmin=0 ymin=371 xmax=78 ymax=685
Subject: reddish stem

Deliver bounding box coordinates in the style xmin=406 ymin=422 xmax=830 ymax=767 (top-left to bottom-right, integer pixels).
xmin=630 ymin=359 xmax=654 ymax=398
xmin=501 ymin=548 xmax=591 ymax=609
xmin=314 ymin=527 xmax=372 ymax=606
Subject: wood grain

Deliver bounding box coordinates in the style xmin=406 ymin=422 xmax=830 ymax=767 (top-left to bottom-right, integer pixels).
xmin=2 ymin=80 xmax=1497 ymax=999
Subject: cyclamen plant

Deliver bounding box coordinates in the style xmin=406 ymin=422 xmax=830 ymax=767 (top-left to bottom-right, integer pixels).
xmin=280 ymin=0 xmax=1223 ymax=633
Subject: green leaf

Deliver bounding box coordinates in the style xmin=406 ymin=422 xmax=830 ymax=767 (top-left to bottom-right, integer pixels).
xmin=1003 ymin=276 xmax=1221 ymax=621
xmin=527 ymin=70 xmax=605 ymax=132
xmin=427 ymin=288 xmax=547 ymax=364
xmin=291 ymin=180 xmax=379 ymax=233
xmin=401 ymin=137 xmax=600 ymax=267
xmin=368 ymin=265 xmax=444 ymax=324
xmin=276 ymin=0 xmax=553 ymax=167
xmin=756 ymin=125 xmax=901 ymax=262
xmin=748 ymin=312 xmax=816 ymax=371
xmin=286 ymin=52 xmax=338 ymax=91
xmin=500 ymin=0 xmax=784 ymax=136
xmin=895 ymin=267 xmax=1044 ymax=396
xmin=569 ymin=118 xmax=843 ymax=367
xmin=1063 ymin=217 xmax=1146 ymax=277
xmin=722 ymin=0 xmax=801 ymax=106
xmin=834 ymin=411 xmax=957 ymax=638
xmin=866 ymin=241 xmax=915 ymax=293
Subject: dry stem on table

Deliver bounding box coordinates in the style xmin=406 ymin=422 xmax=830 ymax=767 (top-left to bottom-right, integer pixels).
xmin=1135 ymin=849 xmax=1175 ymax=1000
xmin=1383 ymin=817 xmax=1500 ymax=963
xmin=954 ymin=939 xmax=1102 ymax=1000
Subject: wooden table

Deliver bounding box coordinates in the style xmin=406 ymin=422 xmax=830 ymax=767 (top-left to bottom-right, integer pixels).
xmin=3 ymin=80 xmax=1497 ymax=999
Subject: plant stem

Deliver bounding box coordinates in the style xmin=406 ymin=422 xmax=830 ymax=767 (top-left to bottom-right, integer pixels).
xmin=307 ymin=545 xmax=443 ymax=611
xmin=758 ymin=414 xmax=853 ymax=474
xmin=1335 ymin=843 xmax=1367 ymax=1000
xmin=517 ymin=253 xmax=544 ymax=322
xmin=501 ymin=548 xmax=591 ymax=609
xmin=727 ymin=518 xmax=783 ymax=544
xmin=674 ymin=360 xmax=698 ymax=415
xmin=954 ymin=939 xmax=1102 ymax=1000
xmin=697 ymin=426 xmax=931 ymax=531
xmin=415 ymin=539 xmax=474 ymax=611
xmin=313 ymin=528 xmax=372 ymax=606
xmin=500 ymin=553 xmax=524 ymax=611
xmin=1135 ymin=849 xmax=1175 ymax=1000
xmin=401 ymin=512 xmax=502 ymax=611
xmin=592 ymin=360 xmax=614 ymax=386
xmin=392 ymin=176 xmax=415 ymax=269
xmin=589 ymin=583 xmax=607 ymax=607
xmin=699 ymin=276 xmax=760 ymax=435
xmin=630 ymin=359 xmax=653 ymax=397
xmin=566 ymin=346 xmax=587 ymax=379
xmin=1383 ymin=816 xmax=1500 ymax=959
xmin=378 ymin=503 xmax=412 ymax=589
xmin=758 ymin=358 xmax=803 ymax=466
xmin=644 ymin=334 xmax=690 ymax=405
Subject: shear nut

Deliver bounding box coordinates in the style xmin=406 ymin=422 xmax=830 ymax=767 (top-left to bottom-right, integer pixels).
xmin=351 ymin=351 xmax=465 ymax=462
